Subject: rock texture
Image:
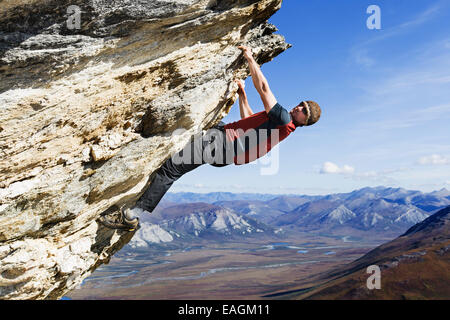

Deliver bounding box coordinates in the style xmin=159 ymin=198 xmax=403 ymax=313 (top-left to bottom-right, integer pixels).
xmin=0 ymin=0 xmax=290 ymax=299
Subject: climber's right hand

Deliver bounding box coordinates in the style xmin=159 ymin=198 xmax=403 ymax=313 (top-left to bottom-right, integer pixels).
xmin=238 ymin=45 xmax=253 ymax=60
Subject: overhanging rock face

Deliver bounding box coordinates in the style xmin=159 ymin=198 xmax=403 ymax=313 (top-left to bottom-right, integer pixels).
xmin=0 ymin=0 xmax=290 ymax=299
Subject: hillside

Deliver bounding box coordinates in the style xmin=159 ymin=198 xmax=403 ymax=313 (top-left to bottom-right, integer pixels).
xmin=284 ymin=206 xmax=450 ymax=300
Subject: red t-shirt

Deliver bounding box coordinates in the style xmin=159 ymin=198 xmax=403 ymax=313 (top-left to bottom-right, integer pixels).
xmin=223 ymin=103 xmax=296 ymax=165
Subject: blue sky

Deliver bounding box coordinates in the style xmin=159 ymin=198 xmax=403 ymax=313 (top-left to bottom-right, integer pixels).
xmin=171 ymin=0 xmax=450 ymax=195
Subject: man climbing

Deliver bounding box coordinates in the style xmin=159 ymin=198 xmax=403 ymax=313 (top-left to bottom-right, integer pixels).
xmin=99 ymin=45 xmax=322 ymax=231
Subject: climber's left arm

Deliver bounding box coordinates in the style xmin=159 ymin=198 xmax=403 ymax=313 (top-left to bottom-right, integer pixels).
xmin=238 ymin=45 xmax=277 ymax=114
xmin=235 ymin=79 xmax=253 ymax=119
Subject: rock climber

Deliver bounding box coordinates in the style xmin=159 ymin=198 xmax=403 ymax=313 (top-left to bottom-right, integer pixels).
xmin=99 ymin=45 xmax=322 ymax=231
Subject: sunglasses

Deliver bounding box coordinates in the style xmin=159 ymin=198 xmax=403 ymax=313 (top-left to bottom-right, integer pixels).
xmin=301 ymin=105 xmax=308 ymax=115
xmin=300 ymin=101 xmax=311 ymax=124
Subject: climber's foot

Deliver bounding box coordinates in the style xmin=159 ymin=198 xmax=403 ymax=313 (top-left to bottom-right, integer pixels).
xmin=98 ymin=206 xmax=140 ymax=232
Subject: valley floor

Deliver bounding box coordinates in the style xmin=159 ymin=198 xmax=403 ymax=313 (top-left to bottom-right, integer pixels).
xmin=67 ymin=235 xmax=382 ymax=300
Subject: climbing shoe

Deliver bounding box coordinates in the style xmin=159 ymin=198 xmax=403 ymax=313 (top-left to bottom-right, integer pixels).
xmin=98 ymin=206 xmax=140 ymax=232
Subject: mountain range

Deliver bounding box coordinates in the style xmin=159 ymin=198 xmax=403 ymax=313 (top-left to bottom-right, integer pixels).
xmin=129 ymin=203 xmax=278 ymax=249
xmin=129 ymin=186 xmax=450 ymax=248
xmin=162 ymin=187 xmax=450 ymax=212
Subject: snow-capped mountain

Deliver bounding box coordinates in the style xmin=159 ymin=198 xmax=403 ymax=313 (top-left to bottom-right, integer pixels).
xmin=319 ymin=205 xmax=356 ymax=225
xmin=428 ymin=188 xmax=450 ymax=198
xmin=128 ymin=186 xmax=450 ymax=247
xmin=271 ymin=195 xmax=431 ymax=236
xmin=160 ymin=207 xmax=268 ymax=236
xmin=130 ymin=224 xmax=175 ymax=248
xmin=212 ymin=200 xmax=286 ymax=223
xmin=129 ymin=203 xmax=275 ymax=248
xmin=394 ymin=207 xmax=429 ymax=224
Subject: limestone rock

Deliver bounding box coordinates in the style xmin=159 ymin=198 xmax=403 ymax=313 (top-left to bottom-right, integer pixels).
xmin=0 ymin=0 xmax=290 ymax=299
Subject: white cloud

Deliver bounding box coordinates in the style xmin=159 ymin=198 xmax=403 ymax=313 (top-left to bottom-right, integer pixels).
xmin=320 ymin=162 xmax=355 ymax=174
xmin=417 ymin=154 xmax=450 ymax=165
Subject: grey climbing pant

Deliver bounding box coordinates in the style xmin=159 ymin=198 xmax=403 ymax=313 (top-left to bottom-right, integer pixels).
xmin=135 ymin=122 xmax=231 ymax=213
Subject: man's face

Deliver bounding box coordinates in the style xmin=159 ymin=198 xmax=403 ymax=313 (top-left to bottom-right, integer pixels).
xmin=290 ymin=102 xmax=308 ymax=126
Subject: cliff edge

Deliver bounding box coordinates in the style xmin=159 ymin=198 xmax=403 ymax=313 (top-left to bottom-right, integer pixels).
xmin=0 ymin=0 xmax=290 ymax=299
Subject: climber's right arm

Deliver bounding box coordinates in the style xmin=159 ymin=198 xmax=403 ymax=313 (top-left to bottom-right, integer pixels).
xmin=238 ymin=45 xmax=277 ymax=114
xmin=235 ymin=79 xmax=253 ymax=119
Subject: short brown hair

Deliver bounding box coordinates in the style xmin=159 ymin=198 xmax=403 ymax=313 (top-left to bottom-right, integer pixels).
xmin=305 ymin=100 xmax=321 ymax=126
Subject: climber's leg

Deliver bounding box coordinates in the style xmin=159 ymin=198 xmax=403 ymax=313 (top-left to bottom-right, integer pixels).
xmin=98 ymin=150 xmax=202 ymax=231
xmin=136 ymin=124 xmax=230 ymax=212
xmin=136 ymin=154 xmax=203 ymax=212
xmin=99 ymin=126 xmax=230 ymax=230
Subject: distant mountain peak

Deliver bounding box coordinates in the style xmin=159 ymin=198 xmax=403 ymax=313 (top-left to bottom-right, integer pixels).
xmin=131 ymin=204 xmax=274 ymax=247
xmin=429 ymin=188 xmax=450 ymax=198
xmin=394 ymin=207 xmax=429 ymax=224
xmin=322 ymin=205 xmax=356 ymax=225
xmin=402 ymin=205 xmax=450 ymax=236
